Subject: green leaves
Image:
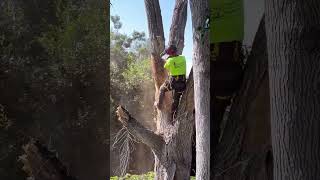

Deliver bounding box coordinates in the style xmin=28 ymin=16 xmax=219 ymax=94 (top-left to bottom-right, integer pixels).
xmin=38 ymin=0 xmax=108 ymax=64
xmin=122 ymin=58 xmax=152 ymax=89
xmin=111 ymin=15 xmax=122 ymax=30
xmin=110 ymin=172 xmax=196 ymax=180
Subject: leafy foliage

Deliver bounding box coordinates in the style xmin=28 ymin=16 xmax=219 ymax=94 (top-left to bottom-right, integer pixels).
xmin=0 ymin=0 xmax=108 ymax=179
xmin=110 ymin=172 xmax=196 ymax=180
xmin=110 ymin=15 xmax=155 ymax=175
xmin=110 ymin=15 xmax=152 ymax=106
xmin=110 ymin=172 xmax=155 ymax=180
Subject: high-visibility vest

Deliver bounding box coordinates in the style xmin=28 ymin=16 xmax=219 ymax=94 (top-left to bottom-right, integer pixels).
xmin=164 ymin=55 xmax=187 ymax=76
xmin=210 ymin=0 xmax=244 ymax=43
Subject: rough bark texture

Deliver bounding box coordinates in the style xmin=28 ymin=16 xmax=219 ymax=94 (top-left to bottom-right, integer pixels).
xmin=168 ymin=0 xmax=188 ymax=55
xmin=189 ymin=0 xmax=210 ymax=179
xmin=265 ymin=1 xmax=320 ymax=179
xmin=212 ymin=17 xmax=273 ymax=180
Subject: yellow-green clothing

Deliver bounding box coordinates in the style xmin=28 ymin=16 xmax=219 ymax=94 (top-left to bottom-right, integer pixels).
xmin=164 ymin=55 xmax=186 ymax=76
xmin=210 ymin=0 xmax=244 ymax=43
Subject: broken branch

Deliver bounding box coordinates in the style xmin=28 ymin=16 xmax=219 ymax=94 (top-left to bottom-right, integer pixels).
xmin=116 ymin=106 xmax=165 ymax=158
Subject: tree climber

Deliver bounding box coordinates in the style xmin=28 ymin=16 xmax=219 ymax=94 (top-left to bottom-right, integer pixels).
xmin=210 ymin=0 xmax=245 ymax=167
xmin=154 ymin=45 xmax=187 ymax=118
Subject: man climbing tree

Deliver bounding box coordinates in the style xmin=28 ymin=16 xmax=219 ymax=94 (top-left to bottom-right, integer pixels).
xmin=154 ymin=44 xmax=187 ymax=119
xmin=116 ymin=0 xmax=195 ymax=179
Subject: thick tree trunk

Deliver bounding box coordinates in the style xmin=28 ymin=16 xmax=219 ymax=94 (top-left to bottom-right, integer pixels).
xmin=189 ymin=1 xmax=210 ymax=179
xmin=265 ymin=1 xmax=320 ymax=180
xmin=116 ymin=1 xmax=191 ymax=179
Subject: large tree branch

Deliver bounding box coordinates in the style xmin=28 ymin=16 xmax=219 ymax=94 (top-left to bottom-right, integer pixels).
xmin=168 ymin=0 xmax=188 ymax=54
xmin=144 ymin=0 xmax=166 ymax=88
xmin=116 ymin=106 xmax=165 ymax=158
xmin=144 ymin=0 xmax=165 ymax=55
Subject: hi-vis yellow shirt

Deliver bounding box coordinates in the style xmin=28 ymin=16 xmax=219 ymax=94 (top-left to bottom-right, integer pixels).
xmin=164 ymin=55 xmax=186 ymax=76
xmin=210 ymin=0 xmax=244 ymax=43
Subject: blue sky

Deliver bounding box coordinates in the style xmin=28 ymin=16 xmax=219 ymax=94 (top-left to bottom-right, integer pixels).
xmin=110 ymin=0 xmax=193 ymax=74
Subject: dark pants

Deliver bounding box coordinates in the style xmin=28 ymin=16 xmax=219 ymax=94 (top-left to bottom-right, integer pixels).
xmin=158 ymin=75 xmax=186 ymax=117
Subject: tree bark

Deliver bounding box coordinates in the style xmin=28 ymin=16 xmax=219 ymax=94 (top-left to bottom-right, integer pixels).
xmin=189 ymin=0 xmax=210 ymax=179
xmin=144 ymin=0 xmax=166 ymax=90
xmin=265 ymin=1 xmax=320 ymax=179
xmin=168 ymin=0 xmax=188 ymax=55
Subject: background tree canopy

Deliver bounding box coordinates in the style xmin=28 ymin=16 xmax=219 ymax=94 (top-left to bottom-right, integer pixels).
xmin=110 ymin=15 xmax=155 ymax=176
xmin=0 ymin=0 xmax=108 ymax=179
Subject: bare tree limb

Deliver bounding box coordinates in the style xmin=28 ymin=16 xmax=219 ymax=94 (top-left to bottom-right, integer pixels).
xmin=116 ymin=106 xmax=165 ymax=158
xmin=168 ymin=0 xmax=188 ymax=54
xmin=144 ymin=0 xmax=166 ymax=89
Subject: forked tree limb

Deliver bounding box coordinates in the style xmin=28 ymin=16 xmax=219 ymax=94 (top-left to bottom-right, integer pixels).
xmin=116 ymin=106 xmax=165 ymax=158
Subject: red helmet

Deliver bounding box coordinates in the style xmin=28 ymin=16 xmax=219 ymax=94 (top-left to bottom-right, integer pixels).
xmin=166 ymin=45 xmax=177 ymax=55
xmin=161 ymin=45 xmax=177 ymax=56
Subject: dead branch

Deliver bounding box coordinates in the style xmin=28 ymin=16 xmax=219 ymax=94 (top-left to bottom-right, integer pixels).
xmin=116 ymin=106 xmax=165 ymax=158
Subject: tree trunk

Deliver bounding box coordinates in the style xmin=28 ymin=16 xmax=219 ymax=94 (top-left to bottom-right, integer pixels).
xmin=189 ymin=0 xmax=210 ymax=179
xmin=265 ymin=1 xmax=320 ymax=179
xmin=116 ymin=0 xmax=192 ymax=179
